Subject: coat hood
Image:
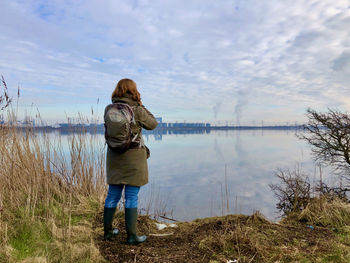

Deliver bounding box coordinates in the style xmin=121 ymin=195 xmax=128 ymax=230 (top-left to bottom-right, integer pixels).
xmin=112 ymin=93 xmax=140 ymax=106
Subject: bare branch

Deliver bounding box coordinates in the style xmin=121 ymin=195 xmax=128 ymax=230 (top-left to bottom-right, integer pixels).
xmin=297 ymin=108 xmax=350 ymax=179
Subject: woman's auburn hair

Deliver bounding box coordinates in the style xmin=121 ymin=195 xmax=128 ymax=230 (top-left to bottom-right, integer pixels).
xmin=112 ymin=78 xmax=141 ymax=104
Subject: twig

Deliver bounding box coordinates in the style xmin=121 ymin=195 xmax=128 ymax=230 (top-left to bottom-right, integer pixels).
xmin=159 ymin=215 xmax=179 ymax=222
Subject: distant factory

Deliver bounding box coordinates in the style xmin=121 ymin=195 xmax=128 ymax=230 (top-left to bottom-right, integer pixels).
xmin=154 ymin=117 xmax=211 ymax=129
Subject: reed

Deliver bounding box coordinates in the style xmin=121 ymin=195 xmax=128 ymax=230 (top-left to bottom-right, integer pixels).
xmin=0 ymin=116 xmax=107 ymax=262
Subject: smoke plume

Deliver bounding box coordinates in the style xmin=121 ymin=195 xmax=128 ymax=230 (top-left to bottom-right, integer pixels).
xmin=234 ymin=89 xmax=249 ymax=126
xmin=213 ymin=101 xmax=222 ymax=120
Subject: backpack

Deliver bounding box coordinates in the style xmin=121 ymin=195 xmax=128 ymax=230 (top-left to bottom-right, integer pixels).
xmin=104 ymin=103 xmax=139 ymax=152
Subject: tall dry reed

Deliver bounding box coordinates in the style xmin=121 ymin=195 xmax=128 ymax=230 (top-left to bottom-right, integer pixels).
xmin=0 ymin=119 xmax=107 ymax=261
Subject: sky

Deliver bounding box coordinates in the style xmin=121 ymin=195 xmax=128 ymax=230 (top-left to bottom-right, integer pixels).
xmin=0 ymin=0 xmax=350 ymax=125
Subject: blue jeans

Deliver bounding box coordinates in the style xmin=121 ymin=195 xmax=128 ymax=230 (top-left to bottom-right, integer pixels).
xmin=104 ymin=184 xmax=140 ymax=209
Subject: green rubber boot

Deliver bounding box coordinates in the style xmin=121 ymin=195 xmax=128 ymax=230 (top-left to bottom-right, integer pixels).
xmin=103 ymin=207 xmax=119 ymax=241
xmin=125 ymin=208 xmax=147 ymax=245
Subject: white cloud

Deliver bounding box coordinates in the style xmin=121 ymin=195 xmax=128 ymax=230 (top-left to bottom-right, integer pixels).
xmin=0 ymin=0 xmax=349 ymax=123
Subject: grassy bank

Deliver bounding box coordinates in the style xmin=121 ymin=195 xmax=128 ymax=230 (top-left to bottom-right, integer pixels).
xmin=96 ymin=197 xmax=350 ymax=262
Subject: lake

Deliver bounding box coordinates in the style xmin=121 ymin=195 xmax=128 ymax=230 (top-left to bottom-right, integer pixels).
xmin=46 ymin=128 xmax=337 ymax=221
xmin=141 ymin=128 xmax=339 ymax=221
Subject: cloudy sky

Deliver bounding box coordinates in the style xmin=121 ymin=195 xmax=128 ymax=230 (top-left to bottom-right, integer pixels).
xmin=0 ymin=0 xmax=349 ymax=124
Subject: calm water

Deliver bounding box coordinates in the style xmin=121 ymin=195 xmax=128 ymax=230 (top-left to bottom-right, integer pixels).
xmin=46 ymin=129 xmax=337 ymax=221
xmin=141 ymin=129 xmax=329 ymax=221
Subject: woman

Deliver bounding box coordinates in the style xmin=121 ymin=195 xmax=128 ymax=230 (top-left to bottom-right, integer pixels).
xmin=103 ymin=79 xmax=158 ymax=244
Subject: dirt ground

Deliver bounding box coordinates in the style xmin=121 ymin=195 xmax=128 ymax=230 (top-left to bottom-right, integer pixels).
xmin=93 ymin=211 xmax=336 ymax=263
xmin=94 ymin=212 xmax=207 ymax=263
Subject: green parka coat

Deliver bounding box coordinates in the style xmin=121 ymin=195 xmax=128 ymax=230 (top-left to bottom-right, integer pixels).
xmin=105 ymin=94 xmax=158 ymax=186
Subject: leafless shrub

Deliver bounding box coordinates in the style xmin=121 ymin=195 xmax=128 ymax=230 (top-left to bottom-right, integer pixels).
xmin=269 ymin=167 xmax=311 ymax=215
xmin=271 ymin=108 xmax=350 ymax=216
xmin=270 ymin=165 xmax=350 ymax=217
xmin=298 ymin=108 xmax=350 ymax=179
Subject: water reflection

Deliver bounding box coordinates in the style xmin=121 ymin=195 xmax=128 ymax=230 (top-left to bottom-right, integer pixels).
xmin=141 ymin=129 xmax=319 ymax=221
xmin=143 ymin=128 xmax=211 ymax=141
xmin=34 ymin=128 xmax=331 ymax=221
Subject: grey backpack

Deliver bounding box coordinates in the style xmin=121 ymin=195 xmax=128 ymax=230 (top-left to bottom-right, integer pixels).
xmin=104 ymin=103 xmax=138 ymax=152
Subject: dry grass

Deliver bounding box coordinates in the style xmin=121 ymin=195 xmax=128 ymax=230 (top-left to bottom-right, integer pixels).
xmin=297 ymin=195 xmax=350 ymax=228
xmin=96 ymin=207 xmax=350 ymax=263
xmin=0 ymin=122 xmax=107 ymax=262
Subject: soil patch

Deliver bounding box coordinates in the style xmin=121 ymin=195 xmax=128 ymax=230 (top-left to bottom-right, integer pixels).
xmin=93 ymin=212 xmax=337 ymax=263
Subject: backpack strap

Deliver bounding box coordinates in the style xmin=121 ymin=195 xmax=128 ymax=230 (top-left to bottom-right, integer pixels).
xmin=129 ymin=105 xmax=140 ymax=144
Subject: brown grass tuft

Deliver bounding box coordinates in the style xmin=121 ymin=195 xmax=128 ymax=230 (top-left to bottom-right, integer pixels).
xmin=0 ymin=121 xmax=107 ymax=262
xmin=298 ymin=195 xmax=350 ymax=228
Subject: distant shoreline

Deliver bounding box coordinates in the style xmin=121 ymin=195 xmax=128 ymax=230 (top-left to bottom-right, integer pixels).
xmin=2 ymin=124 xmax=305 ymax=134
